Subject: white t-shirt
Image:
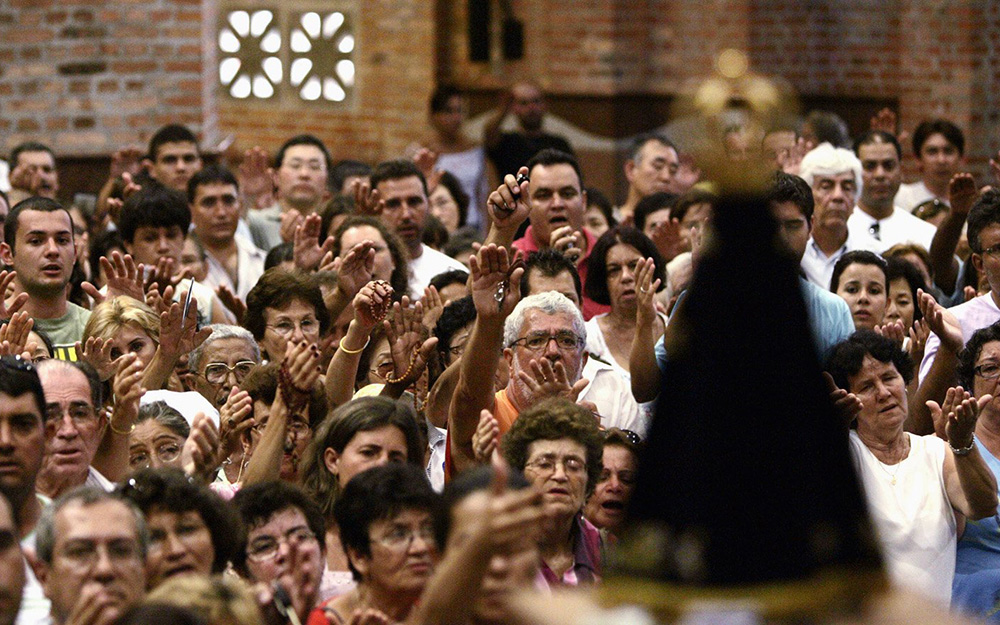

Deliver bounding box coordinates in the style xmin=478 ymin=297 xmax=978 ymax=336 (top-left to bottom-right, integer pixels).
xmin=894 ymin=180 xmax=942 ymax=213
xmin=847 ymin=205 xmax=937 ymax=252
xmin=919 ymin=293 xmax=1000 ymax=383
xmin=407 ymin=244 xmax=468 ymax=299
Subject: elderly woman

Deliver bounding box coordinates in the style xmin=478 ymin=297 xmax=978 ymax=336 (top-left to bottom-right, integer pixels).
xmin=301 ymin=396 xmax=426 ymax=598
xmin=118 ymin=467 xmax=240 ymax=590
xmin=129 ymin=401 xmax=190 ymax=472
xmin=826 ymin=330 xmax=998 ymax=606
xmin=244 ymin=268 xmax=331 ymax=362
xmin=502 ymin=397 xmax=604 ymax=588
xmin=318 ymin=463 xmax=439 ymax=624
xmin=951 ymin=321 xmax=1000 ymax=619
xmin=583 ymin=428 xmax=640 ymax=538
xmin=830 ymin=250 xmax=888 ymax=331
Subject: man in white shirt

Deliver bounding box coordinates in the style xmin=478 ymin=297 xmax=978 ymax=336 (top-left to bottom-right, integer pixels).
xmin=919 ymin=189 xmax=1000 ymax=384
xmin=188 ymin=165 xmax=265 ymax=302
xmin=369 ymin=159 xmax=467 ymax=298
xmin=848 ymin=131 xmax=937 ymax=252
xmin=894 ymin=119 xmax=965 ymax=212
xmin=798 ymin=143 xmax=880 ymax=289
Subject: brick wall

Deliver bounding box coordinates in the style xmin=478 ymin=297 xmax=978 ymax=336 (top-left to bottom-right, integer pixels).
xmin=3 ymin=0 xmax=1000 ymax=199
xmin=0 ymin=0 xmax=206 ymax=159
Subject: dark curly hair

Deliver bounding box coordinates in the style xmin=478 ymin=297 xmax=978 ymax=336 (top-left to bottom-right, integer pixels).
xmin=117 ymin=468 xmax=240 ymax=575
xmin=584 ymin=226 xmax=666 ymax=306
xmin=957 ymin=321 xmax=1000 ymax=390
xmin=967 ymin=188 xmax=1000 ymax=254
xmin=501 ymin=397 xmax=604 ymax=497
xmin=825 ymin=330 xmax=914 ymax=393
xmin=243 ymin=268 xmax=331 ymax=348
xmin=240 ymin=362 xmax=327 ymax=431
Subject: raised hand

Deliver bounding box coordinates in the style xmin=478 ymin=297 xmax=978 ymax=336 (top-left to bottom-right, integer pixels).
xmin=549 ymin=225 xmax=585 ymax=264
xmin=908 ymin=318 xmax=930 ymax=363
xmin=650 ymin=217 xmax=685 ymax=261
xmin=74 ymin=336 xmax=117 ymax=381
xmin=83 ymin=251 xmax=145 ymax=305
xmin=238 ymin=146 xmax=275 ymax=209
xmin=219 ymin=387 xmax=254 ymax=458
xmin=110 ymin=147 xmax=144 ymax=179
xmin=353 ymin=280 xmax=394 ymax=331
xmin=948 ymin=173 xmax=978 ymax=220
xmin=331 ymin=240 xmax=376 ymax=299
xmin=635 ymin=257 xmax=661 ymax=326
xmin=421 ymin=284 xmax=446 ymax=332
xmin=383 ymin=296 xmax=439 ymax=387
xmin=927 ymin=386 xmax=970 ymax=441
xmin=412 ymin=147 xmax=440 ymax=185
xmin=144 ymin=282 xmax=175 ymax=316
xmin=945 ymin=388 xmax=990 ymax=449
xmin=472 ymin=408 xmax=500 ymax=463
xmin=824 ymin=371 xmax=863 ymax=424
xmin=146 ymin=256 xmax=190 ymax=296
xmin=351 ymin=178 xmax=384 ymax=216
xmin=111 ymin=352 xmax=145 ymax=433
xmin=469 ymin=244 xmax=523 ymax=319
xmin=0 ymin=311 xmax=33 ymax=357
xmin=0 ymin=271 xmax=28 ymax=319
xmin=283 ymin=338 xmax=322 ymax=394
xmin=279 ymin=208 xmax=305 ymax=245
xmin=158 ymin=298 xmax=212 ymax=359
xmin=216 ymin=284 xmax=247 ymax=324
xmin=874 ymin=320 xmax=906 ymax=349
xmin=516 ymin=358 xmax=589 ymax=404
xmin=918 ymin=288 xmax=964 ymax=353
xmin=870 ymin=107 xmax=898 ymax=134
xmin=293 ymin=213 xmax=337 ymax=271
xmin=181 ymin=412 xmax=224 ymax=481
xmin=486 ymin=167 xmax=530 ymax=232
xmin=777 ymin=136 xmax=808 ymax=175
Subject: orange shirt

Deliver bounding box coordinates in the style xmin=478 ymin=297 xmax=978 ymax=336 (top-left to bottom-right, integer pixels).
xmin=445 ymin=388 xmax=519 ymax=480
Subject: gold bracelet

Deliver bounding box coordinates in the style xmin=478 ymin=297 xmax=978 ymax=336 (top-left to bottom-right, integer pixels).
xmin=339 ymin=336 xmax=370 ymax=355
xmin=109 ymin=420 xmax=135 ymax=435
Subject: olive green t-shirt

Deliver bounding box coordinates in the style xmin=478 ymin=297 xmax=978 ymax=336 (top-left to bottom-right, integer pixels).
xmin=33 ymin=302 xmax=91 ymax=361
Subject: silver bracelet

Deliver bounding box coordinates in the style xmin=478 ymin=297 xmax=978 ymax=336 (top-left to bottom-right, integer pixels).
xmin=951 ymin=441 xmax=975 ymax=456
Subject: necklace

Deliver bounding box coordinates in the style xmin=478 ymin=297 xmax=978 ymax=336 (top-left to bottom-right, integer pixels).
xmin=871 ymin=437 xmax=910 ymax=486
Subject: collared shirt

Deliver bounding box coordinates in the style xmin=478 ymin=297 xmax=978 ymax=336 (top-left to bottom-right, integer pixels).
xmin=847 ymin=205 xmax=937 ymax=253
xmin=512 ymin=226 xmax=611 ymax=320
xmin=800 ymin=229 xmax=881 ymax=290
xmin=578 ymin=355 xmax=646 ymax=434
xmin=203 ymin=234 xmax=267 ymax=302
xmin=536 ymin=514 xmax=602 ymax=589
xmin=919 ymin=292 xmax=1000 ymax=383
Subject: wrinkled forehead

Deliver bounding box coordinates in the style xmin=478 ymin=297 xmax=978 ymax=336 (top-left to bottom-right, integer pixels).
xmin=38 ymin=364 xmax=91 ymax=404
xmin=204 ymin=337 xmax=258 ymax=365
xmin=521 ymin=308 xmax=576 ymax=334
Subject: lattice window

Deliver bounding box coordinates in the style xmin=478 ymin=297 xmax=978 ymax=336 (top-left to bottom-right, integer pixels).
xmin=217 ymin=5 xmax=356 ymax=104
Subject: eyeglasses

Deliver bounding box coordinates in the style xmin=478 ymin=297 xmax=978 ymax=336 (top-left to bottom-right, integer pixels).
xmin=266 ymin=317 xmax=320 ymax=338
xmin=58 ymin=538 xmax=142 ymax=569
xmin=508 ymin=330 xmax=584 ymax=352
xmin=373 ymin=523 xmax=436 ymax=551
xmin=128 ymin=441 xmax=183 ymax=469
xmin=370 ymin=361 xmax=395 ymax=381
xmin=251 ymin=420 xmax=311 ymax=438
xmin=200 ymin=360 xmax=256 ymax=386
xmin=45 ymin=402 xmax=98 ymax=428
xmin=975 ymin=361 xmax=1000 ymax=380
xmin=246 ymin=526 xmax=317 ymax=562
xmin=524 ymin=454 xmax=587 ymax=476
xmin=981 ymin=243 xmax=1000 ymax=258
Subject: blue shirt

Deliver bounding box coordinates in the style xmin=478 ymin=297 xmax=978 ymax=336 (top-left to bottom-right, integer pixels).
xmin=953 ymin=438 xmax=1000 ymax=620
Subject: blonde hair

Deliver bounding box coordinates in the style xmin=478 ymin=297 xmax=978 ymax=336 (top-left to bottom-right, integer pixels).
xmin=146 ymin=574 xmax=263 ymax=625
xmin=83 ymin=296 xmax=161 ymax=344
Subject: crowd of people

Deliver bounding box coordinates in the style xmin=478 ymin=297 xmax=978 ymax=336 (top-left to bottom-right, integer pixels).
xmin=2 ymin=78 xmax=1000 ymax=624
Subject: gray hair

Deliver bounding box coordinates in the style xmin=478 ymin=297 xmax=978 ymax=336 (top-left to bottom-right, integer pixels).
xmin=798 ymin=142 xmax=863 ymax=197
xmin=136 ymin=400 xmax=190 ymax=439
xmin=503 ymin=291 xmax=586 ymax=349
xmin=35 ymin=486 xmax=149 ymax=564
xmin=187 ymin=324 xmax=260 ymax=373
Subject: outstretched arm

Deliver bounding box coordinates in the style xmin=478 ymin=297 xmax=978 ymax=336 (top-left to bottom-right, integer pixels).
xmin=630 ymin=258 xmax=664 ymax=403
xmin=448 ymin=244 xmax=522 ymax=474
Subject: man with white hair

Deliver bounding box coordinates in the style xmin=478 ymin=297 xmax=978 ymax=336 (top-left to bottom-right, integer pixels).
xmin=448 ymin=244 xmax=590 ymax=475
xmin=798 ymin=142 xmax=880 ymax=289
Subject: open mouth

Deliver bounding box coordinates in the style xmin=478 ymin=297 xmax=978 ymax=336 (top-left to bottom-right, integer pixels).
xmin=600 ymin=499 xmax=625 ymax=512
xmin=163 ymin=564 xmax=196 ymax=578
xmin=42 ymin=264 xmax=62 ymax=274
xmin=549 ymin=216 xmax=569 ymax=227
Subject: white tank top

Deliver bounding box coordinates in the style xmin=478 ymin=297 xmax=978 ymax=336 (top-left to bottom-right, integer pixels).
xmin=848 ymin=431 xmax=956 ymax=606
